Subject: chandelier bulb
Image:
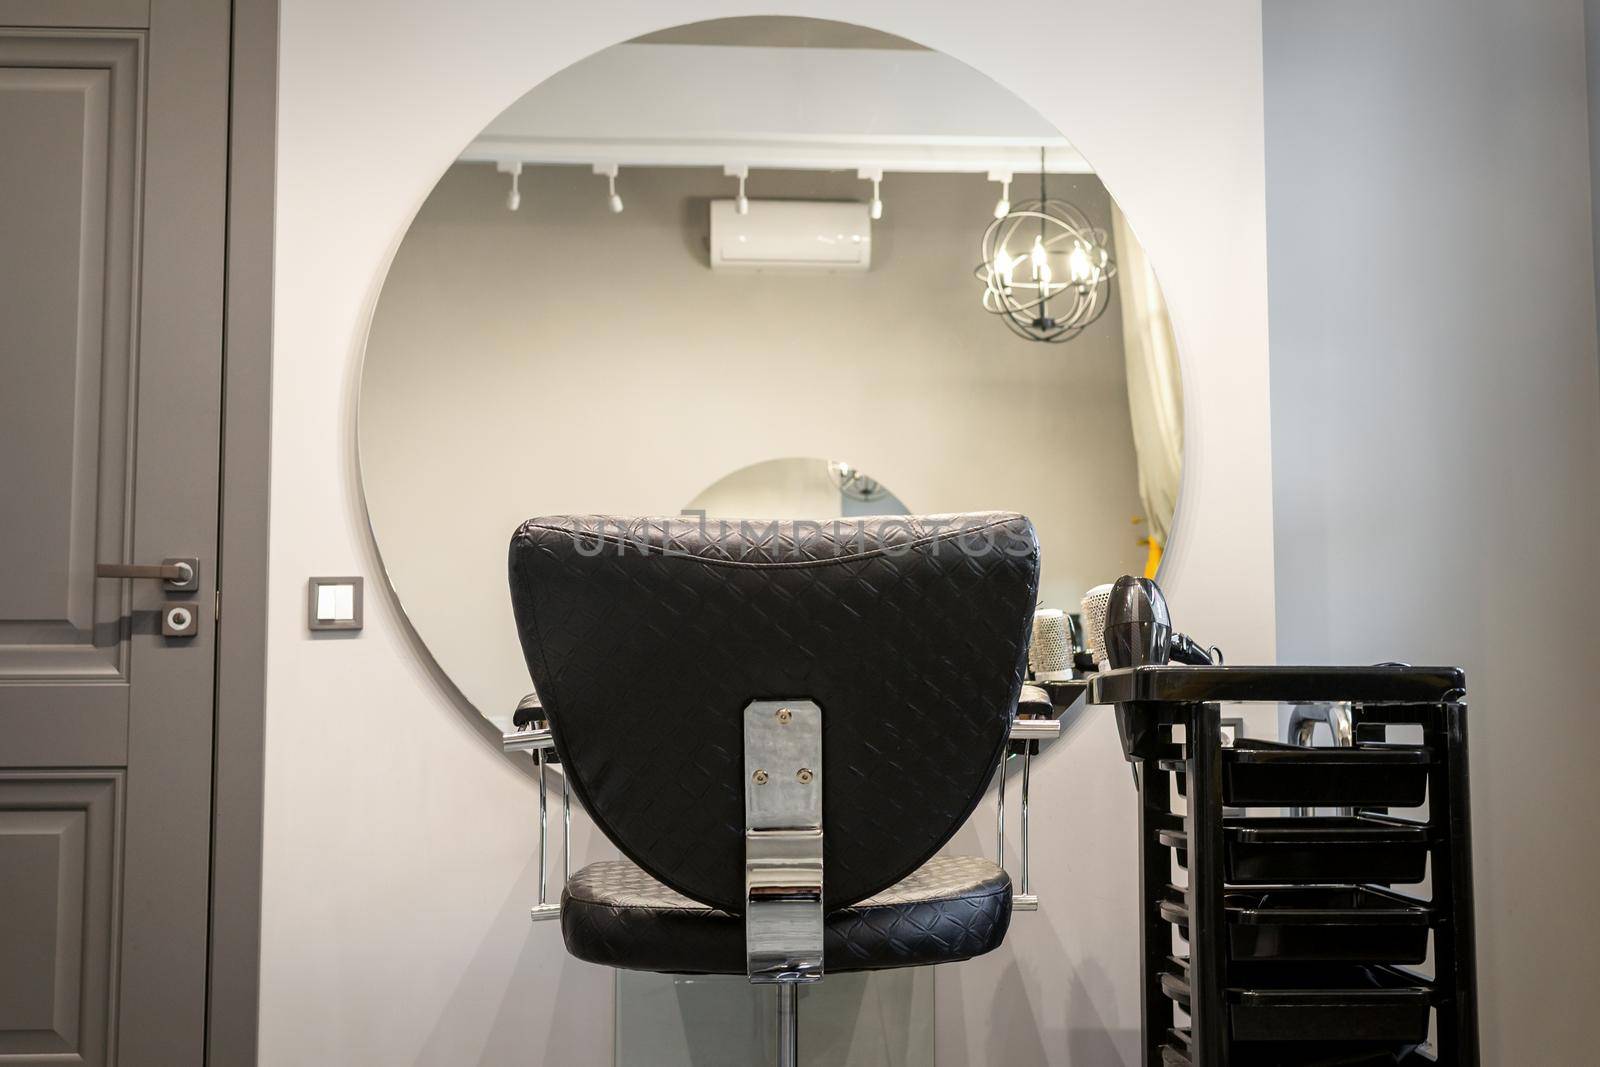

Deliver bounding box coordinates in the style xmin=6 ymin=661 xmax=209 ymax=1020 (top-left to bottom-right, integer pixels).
xmin=992 ymin=249 xmax=1015 ymax=290
xmin=1069 ymin=241 xmax=1092 ymax=283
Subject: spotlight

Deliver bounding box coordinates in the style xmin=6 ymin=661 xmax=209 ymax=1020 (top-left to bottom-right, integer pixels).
xmin=989 ymin=168 xmax=1013 ymax=219
xmin=594 ymin=163 xmax=623 ymax=214
xmin=725 ymin=164 xmax=750 ymax=215
xmin=497 ymin=160 xmax=523 ymax=212
xmin=859 ymin=167 xmax=884 ymax=220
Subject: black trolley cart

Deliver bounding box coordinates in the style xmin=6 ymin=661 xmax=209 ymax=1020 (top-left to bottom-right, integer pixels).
xmin=1089 ymin=665 xmax=1479 ymax=1066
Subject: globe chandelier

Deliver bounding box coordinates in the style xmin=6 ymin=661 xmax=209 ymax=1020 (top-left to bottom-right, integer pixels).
xmin=976 ymin=149 xmax=1116 ymax=343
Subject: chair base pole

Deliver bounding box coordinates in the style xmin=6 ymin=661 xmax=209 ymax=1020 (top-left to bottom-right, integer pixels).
xmin=776 ymin=984 xmax=799 ymax=1067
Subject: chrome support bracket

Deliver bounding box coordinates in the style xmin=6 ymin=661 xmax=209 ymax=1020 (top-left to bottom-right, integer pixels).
xmin=744 ymin=699 xmax=824 ymax=985
xmin=1004 ymin=714 xmax=1059 ymax=912
xmin=503 ymin=698 xmax=568 ymax=923
xmin=502 ymin=725 xmax=555 ymax=755
xmin=1010 ymin=718 xmax=1062 ymax=742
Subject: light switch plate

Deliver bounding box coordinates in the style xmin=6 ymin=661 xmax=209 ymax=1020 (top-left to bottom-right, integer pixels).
xmin=307 ymin=576 xmax=363 ymax=632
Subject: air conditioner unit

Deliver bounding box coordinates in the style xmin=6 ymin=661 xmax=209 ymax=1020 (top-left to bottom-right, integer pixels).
xmin=709 ymin=199 xmax=872 ymax=272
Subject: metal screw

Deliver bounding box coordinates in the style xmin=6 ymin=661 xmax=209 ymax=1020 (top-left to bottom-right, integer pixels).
xmin=753 ymin=770 xmax=769 ymax=785
xmin=796 ymin=768 xmax=813 ymax=784
xmin=776 ymin=708 xmax=792 ymax=724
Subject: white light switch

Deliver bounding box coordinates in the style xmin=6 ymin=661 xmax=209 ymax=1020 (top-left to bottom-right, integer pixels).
xmin=316 ymin=584 xmax=338 ymax=621
xmin=334 ymin=583 xmax=354 ymax=621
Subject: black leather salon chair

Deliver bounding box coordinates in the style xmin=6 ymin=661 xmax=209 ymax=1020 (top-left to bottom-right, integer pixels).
xmin=507 ymin=512 xmax=1040 ymax=1064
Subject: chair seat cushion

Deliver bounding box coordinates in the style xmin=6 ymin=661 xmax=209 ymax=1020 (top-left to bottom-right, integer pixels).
xmin=561 ymin=854 xmax=1011 ymax=975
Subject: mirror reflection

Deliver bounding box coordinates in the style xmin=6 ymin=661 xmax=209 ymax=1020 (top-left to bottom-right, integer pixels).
xmin=685 ymin=458 xmax=910 ymax=520
xmin=358 ymin=18 xmax=1184 ymax=729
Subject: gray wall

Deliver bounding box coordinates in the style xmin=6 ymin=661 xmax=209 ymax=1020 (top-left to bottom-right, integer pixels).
xmin=1265 ymin=1 xmax=1600 ymax=1060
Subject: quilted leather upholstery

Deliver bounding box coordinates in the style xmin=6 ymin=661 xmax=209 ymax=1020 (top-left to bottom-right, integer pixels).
xmin=509 ymin=512 xmax=1039 ymax=912
xmin=561 ymin=855 xmax=1012 ymax=974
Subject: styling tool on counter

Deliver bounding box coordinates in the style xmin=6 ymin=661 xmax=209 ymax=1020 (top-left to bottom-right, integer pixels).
xmin=1103 ymin=575 xmax=1173 ymax=669
xmin=1080 ymin=584 xmax=1114 ymax=669
xmin=1101 ymin=574 xmax=1224 ymax=670
xmin=1029 ymin=608 xmax=1078 ymax=681
xmin=1095 ymin=576 xmax=1224 ymax=768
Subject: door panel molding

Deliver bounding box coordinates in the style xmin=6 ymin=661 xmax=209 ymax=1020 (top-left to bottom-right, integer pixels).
xmin=0 ymin=32 xmax=143 ymax=689
xmin=0 ymin=771 xmax=123 ymax=1067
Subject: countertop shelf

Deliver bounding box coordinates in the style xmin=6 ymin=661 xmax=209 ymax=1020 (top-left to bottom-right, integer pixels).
xmin=1088 ymin=664 xmax=1465 ymax=706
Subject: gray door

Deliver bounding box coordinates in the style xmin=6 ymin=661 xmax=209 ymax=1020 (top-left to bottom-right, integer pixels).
xmin=0 ymin=2 xmax=230 ymax=1064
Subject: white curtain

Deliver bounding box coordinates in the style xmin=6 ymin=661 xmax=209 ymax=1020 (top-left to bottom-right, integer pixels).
xmin=1111 ymin=202 xmax=1184 ymax=547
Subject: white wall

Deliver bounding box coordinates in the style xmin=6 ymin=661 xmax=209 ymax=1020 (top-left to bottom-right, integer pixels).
xmin=1264 ymin=1 xmax=1600 ymax=1061
xmin=360 ymin=164 xmax=1147 ymax=726
xmin=266 ymin=3 xmax=1275 ymax=1065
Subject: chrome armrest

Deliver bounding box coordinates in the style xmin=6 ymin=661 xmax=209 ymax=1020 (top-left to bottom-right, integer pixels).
xmin=998 ymin=694 xmax=1062 ymax=913
xmin=503 ymin=695 xmax=569 ymax=923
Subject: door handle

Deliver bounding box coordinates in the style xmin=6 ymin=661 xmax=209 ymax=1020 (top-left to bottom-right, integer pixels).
xmin=96 ymin=557 xmax=200 ymax=592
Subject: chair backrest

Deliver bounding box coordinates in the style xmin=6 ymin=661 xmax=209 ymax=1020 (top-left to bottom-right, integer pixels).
xmin=508 ymin=512 xmax=1039 ymax=912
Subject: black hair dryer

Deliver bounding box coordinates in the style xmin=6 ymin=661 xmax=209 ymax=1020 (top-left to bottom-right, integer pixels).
xmin=1104 ymin=575 xmax=1222 ymax=669
xmin=1104 ymin=576 xmax=1222 ymax=770
xmin=1103 ymin=576 xmax=1173 ymax=669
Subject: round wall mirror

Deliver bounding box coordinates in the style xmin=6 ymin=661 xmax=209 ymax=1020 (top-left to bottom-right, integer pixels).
xmin=359 ymin=16 xmax=1184 ymax=730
